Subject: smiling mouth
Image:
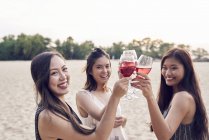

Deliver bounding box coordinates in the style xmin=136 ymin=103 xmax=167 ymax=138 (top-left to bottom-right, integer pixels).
xmin=166 ymin=77 xmax=175 ymax=82
xmin=101 ymin=75 xmax=109 ymax=79
xmin=58 ymin=82 xmax=68 ymax=88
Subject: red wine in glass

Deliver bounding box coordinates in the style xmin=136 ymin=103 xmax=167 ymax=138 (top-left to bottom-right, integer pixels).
xmin=136 ymin=55 xmax=153 ymax=78
xmin=119 ymin=61 xmax=136 ymax=77
xmin=135 ymin=67 xmax=152 ymax=74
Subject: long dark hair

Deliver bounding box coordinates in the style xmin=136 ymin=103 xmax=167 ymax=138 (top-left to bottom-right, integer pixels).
xmin=84 ymin=48 xmax=110 ymax=91
xmin=157 ymin=48 xmax=208 ymax=139
xmin=31 ymin=51 xmax=95 ymax=135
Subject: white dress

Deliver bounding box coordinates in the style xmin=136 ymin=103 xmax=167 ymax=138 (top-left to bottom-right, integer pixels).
xmin=80 ymin=90 xmax=127 ymax=140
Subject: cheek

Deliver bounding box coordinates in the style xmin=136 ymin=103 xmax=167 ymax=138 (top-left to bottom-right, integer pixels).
xmin=161 ymin=70 xmax=165 ymax=77
xmin=92 ymin=69 xmax=99 ymax=76
xmin=108 ymin=68 xmax=112 ymax=74
xmin=49 ymin=77 xmax=57 ymax=88
xmin=66 ymin=74 xmax=70 ymax=84
xmin=179 ymin=72 xmax=185 ymax=80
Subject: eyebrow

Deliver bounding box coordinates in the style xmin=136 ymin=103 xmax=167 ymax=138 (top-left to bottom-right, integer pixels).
xmin=163 ymin=64 xmax=178 ymax=67
xmin=50 ymin=65 xmax=66 ymax=71
xmin=95 ymin=64 xmax=110 ymax=66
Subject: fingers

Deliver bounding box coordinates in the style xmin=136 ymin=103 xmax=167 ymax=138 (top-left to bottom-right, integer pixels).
xmin=114 ymin=117 xmax=124 ymax=128
xmin=131 ymin=78 xmax=148 ymax=86
xmin=136 ymin=72 xmax=150 ymax=80
xmin=113 ymin=77 xmax=131 ymax=98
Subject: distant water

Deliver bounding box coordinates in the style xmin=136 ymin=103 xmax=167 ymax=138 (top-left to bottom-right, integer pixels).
xmin=0 ymin=60 xmax=208 ymax=140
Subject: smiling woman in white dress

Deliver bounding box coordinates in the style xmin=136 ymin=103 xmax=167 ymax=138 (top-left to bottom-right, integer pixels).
xmin=76 ymin=48 xmax=127 ymax=140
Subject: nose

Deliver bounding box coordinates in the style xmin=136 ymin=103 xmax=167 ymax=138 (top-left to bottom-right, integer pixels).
xmin=102 ymin=67 xmax=108 ymax=73
xmin=59 ymin=71 xmax=67 ymax=80
xmin=165 ymin=69 xmax=172 ymax=76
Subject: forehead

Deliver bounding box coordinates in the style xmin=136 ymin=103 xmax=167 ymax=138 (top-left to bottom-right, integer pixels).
xmin=163 ymin=57 xmax=182 ymax=66
xmin=94 ymin=56 xmax=110 ymax=65
xmin=50 ymin=55 xmax=65 ymax=68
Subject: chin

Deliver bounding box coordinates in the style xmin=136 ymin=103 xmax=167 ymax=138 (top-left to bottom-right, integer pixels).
xmin=165 ymin=82 xmax=174 ymax=86
xmin=60 ymin=89 xmax=70 ymax=94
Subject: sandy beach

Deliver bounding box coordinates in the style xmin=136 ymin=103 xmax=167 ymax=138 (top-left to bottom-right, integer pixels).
xmin=0 ymin=60 xmax=208 ymax=140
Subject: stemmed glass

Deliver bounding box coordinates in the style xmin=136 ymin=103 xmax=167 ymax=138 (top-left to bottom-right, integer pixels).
xmin=132 ymin=54 xmax=153 ymax=95
xmin=119 ymin=52 xmax=136 ymax=100
xmin=136 ymin=54 xmax=153 ymax=78
xmin=123 ymin=50 xmax=137 ymax=61
xmin=122 ymin=50 xmax=140 ymax=98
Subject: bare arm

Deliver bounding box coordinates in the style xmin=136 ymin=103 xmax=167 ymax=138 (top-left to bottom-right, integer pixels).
xmin=38 ymin=77 xmax=130 ymax=140
xmin=132 ymin=73 xmax=195 ymax=140
xmin=146 ymin=92 xmax=194 ymax=140
xmin=76 ymin=90 xmax=127 ymax=128
xmin=76 ymin=91 xmax=106 ymax=121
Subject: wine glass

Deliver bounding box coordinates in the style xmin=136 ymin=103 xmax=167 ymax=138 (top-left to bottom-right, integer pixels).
xmin=119 ymin=53 xmax=136 ymax=100
xmin=123 ymin=50 xmax=140 ymax=98
xmin=123 ymin=50 xmax=137 ymax=61
xmin=133 ymin=55 xmax=153 ymax=95
xmin=136 ymin=54 xmax=153 ymax=78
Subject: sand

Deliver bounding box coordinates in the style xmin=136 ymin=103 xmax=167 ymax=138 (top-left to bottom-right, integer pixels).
xmin=0 ymin=60 xmax=208 ymax=140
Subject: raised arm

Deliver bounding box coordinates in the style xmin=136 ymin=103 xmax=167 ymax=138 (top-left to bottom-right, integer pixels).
xmin=132 ymin=73 xmax=195 ymax=140
xmin=76 ymin=90 xmax=106 ymax=121
xmin=39 ymin=77 xmax=130 ymax=140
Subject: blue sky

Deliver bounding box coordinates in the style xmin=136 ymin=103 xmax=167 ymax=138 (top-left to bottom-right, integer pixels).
xmin=1 ymin=0 xmax=209 ymax=51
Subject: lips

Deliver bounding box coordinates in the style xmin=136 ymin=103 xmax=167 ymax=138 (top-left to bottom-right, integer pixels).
xmin=166 ymin=77 xmax=174 ymax=81
xmin=58 ymin=81 xmax=68 ymax=89
xmin=100 ymin=75 xmax=109 ymax=79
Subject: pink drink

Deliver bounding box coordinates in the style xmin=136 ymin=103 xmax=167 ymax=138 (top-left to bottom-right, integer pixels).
xmin=135 ymin=67 xmax=151 ymax=74
xmin=119 ymin=61 xmax=136 ymax=77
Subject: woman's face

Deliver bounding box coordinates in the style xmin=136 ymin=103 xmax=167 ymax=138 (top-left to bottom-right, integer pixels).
xmin=91 ymin=56 xmax=111 ymax=85
xmin=48 ymin=55 xmax=70 ymax=97
xmin=161 ymin=57 xmax=185 ymax=88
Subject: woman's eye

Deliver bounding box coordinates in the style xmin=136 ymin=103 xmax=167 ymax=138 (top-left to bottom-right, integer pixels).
xmin=162 ymin=67 xmax=167 ymax=71
xmin=51 ymin=71 xmax=58 ymax=75
xmin=106 ymin=65 xmax=110 ymax=69
xmin=171 ymin=67 xmax=177 ymax=70
xmin=63 ymin=67 xmax=68 ymax=72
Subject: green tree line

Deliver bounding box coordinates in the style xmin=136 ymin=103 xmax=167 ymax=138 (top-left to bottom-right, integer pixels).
xmin=0 ymin=33 xmax=208 ymax=61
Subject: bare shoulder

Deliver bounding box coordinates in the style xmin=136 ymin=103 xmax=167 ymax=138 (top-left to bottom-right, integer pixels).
xmin=39 ymin=109 xmax=58 ymax=127
xmin=76 ymin=90 xmax=91 ymax=102
xmin=173 ymin=91 xmax=194 ymax=102
xmin=172 ymin=91 xmax=195 ymax=110
xmin=38 ymin=109 xmax=59 ymax=138
xmin=76 ymin=90 xmax=91 ymax=99
xmin=39 ymin=109 xmax=51 ymax=122
xmin=76 ymin=90 xmax=88 ymax=96
xmin=38 ymin=109 xmax=76 ymax=139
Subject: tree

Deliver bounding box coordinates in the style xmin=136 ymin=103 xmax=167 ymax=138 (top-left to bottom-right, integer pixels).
xmin=158 ymin=43 xmax=174 ymax=58
xmin=127 ymin=40 xmax=143 ymax=58
xmin=58 ymin=37 xmax=75 ymax=59
xmin=0 ymin=35 xmax=16 ymax=60
xmin=177 ymin=44 xmax=191 ymax=52
xmin=192 ymin=48 xmax=208 ymax=60
xmin=110 ymin=42 xmax=125 ymax=59
xmin=73 ymin=41 xmax=94 ymax=59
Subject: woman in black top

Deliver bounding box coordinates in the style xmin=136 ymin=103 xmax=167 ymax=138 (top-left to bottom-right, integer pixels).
xmin=132 ymin=48 xmax=208 ymax=140
xmin=31 ymin=51 xmax=129 ymax=140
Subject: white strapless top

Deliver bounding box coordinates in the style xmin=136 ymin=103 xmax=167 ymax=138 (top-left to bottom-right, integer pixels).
xmin=80 ymin=90 xmax=127 ymax=140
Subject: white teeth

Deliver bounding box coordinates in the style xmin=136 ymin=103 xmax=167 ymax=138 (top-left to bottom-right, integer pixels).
xmin=166 ymin=77 xmax=173 ymax=80
xmin=58 ymin=82 xmax=67 ymax=88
